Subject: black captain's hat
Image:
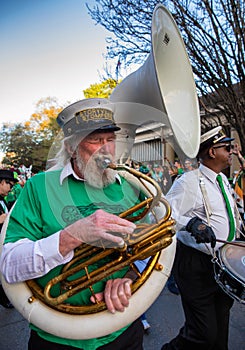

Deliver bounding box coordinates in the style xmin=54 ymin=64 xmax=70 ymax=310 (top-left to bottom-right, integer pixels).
xmin=57 ymin=98 xmax=120 ymax=137
xmin=0 ymin=170 xmax=18 ymax=182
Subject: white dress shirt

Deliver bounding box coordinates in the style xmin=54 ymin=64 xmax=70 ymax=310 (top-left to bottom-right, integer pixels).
xmin=0 ymin=163 xmax=78 ymax=283
xmin=166 ymin=164 xmax=236 ymax=254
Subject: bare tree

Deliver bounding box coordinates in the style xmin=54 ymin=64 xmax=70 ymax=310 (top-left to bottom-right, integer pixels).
xmin=87 ymin=0 xmax=245 ymax=149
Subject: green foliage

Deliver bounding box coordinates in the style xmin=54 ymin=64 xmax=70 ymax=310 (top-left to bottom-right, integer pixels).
xmin=25 ymin=97 xmax=62 ymax=141
xmin=83 ymin=78 xmax=119 ymax=98
xmin=0 ymin=97 xmax=65 ymax=171
xmin=0 ymin=123 xmax=38 ymax=167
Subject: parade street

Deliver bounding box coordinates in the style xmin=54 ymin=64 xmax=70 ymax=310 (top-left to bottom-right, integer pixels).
xmin=0 ymin=285 xmax=244 ymax=350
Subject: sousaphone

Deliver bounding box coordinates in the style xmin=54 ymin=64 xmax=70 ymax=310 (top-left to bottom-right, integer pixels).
xmin=110 ymin=4 xmax=200 ymax=161
xmin=0 ymin=4 xmax=200 ymax=340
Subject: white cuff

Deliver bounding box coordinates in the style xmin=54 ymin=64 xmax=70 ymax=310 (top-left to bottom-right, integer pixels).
xmin=35 ymin=231 xmax=74 ymax=271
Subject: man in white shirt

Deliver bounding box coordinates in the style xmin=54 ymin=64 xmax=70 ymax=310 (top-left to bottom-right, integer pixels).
xmin=161 ymin=126 xmax=236 ymax=350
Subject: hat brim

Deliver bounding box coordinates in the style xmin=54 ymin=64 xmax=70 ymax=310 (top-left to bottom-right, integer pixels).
xmin=63 ymin=121 xmax=120 ymax=137
xmin=0 ymin=176 xmax=18 ymax=182
xmin=220 ymin=136 xmax=234 ymax=143
xmin=199 ymin=136 xmax=234 ymax=151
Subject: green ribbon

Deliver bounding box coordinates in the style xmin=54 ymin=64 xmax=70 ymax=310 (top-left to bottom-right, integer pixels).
xmin=216 ymin=174 xmax=235 ymax=241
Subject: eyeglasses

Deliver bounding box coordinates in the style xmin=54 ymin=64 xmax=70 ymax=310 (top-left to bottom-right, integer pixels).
xmin=5 ymin=180 xmax=14 ymax=188
xmin=212 ymin=144 xmax=233 ymax=152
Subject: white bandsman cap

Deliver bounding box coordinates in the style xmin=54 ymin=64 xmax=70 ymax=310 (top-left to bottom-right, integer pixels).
xmin=199 ymin=126 xmax=234 ymax=151
xmin=57 ymin=98 xmax=120 ymax=137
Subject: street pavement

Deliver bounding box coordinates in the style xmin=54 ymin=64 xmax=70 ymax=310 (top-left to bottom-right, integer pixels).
xmin=143 ymin=287 xmax=244 ymax=350
xmin=0 ymin=286 xmax=244 ymax=350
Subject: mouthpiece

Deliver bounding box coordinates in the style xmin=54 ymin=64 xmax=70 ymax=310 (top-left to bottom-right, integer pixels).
xmin=95 ymin=157 xmax=112 ymax=169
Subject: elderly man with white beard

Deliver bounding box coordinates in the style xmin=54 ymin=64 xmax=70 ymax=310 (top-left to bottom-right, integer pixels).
xmin=0 ymin=98 xmax=146 ymax=350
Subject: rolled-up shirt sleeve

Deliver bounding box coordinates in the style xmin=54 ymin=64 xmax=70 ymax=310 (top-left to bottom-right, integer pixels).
xmin=1 ymin=231 xmax=74 ymax=283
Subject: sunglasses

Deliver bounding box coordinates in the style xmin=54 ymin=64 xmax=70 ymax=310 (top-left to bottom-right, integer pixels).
xmin=5 ymin=180 xmax=14 ymax=188
xmin=212 ymin=144 xmax=233 ymax=152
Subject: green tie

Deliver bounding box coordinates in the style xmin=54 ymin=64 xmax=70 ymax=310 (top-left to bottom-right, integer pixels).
xmin=216 ymin=174 xmax=235 ymax=241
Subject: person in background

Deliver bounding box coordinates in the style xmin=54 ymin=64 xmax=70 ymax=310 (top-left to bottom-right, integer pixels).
xmin=174 ymin=160 xmax=184 ymax=176
xmin=231 ymin=143 xmax=245 ymax=224
xmin=140 ymin=312 xmax=151 ymax=334
xmin=183 ymin=158 xmax=194 ymax=172
xmin=0 ymin=169 xmax=18 ymax=308
xmin=4 ymin=171 xmax=23 ymax=210
xmin=151 ymin=164 xmax=164 ymax=191
xmin=139 ymin=164 xmax=151 ymax=177
xmin=166 ymin=271 xmax=179 ymax=296
xmin=166 ymin=158 xmax=183 ymax=183
xmin=232 ymin=143 xmax=245 ymax=170
xmin=161 ymin=126 xmax=236 ymax=350
xmin=132 ymin=160 xmax=140 ymax=171
xmin=161 ymin=165 xmax=172 ymax=195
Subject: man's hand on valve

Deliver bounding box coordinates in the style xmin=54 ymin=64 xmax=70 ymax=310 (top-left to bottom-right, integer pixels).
xmin=186 ymin=217 xmax=216 ymax=248
xmin=59 ymin=209 xmax=136 ymax=256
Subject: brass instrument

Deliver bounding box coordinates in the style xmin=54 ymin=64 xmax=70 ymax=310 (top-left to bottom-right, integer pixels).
xmin=26 ymin=164 xmax=175 ymax=314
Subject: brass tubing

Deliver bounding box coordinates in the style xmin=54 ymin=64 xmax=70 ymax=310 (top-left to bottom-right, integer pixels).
xmin=44 ymin=248 xmax=122 ymax=305
xmin=46 ymin=231 xmax=173 ymax=309
xmin=26 ymin=164 xmax=176 ymax=315
xmin=42 ymin=226 xmax=174 ymax=306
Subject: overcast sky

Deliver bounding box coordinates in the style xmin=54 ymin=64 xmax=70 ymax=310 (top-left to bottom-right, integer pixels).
xmin=0 ymin=0 xmax=114 ymax=124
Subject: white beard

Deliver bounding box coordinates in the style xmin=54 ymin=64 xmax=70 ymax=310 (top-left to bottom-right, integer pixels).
xmin=75 ymin=151 xmax=116 ymax=189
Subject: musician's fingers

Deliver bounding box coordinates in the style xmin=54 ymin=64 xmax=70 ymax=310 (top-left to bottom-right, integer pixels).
xmin=124 ymin=280 xmax=132 ymax=298
xmin=117 ymin=280 xmax=131 ymax=305
xmin=92 ymin=210 xmax=136 ymax=231
xmin=104 ymin=279 xmax=116 ymax=313
xmin=90 ymin=292 xmax=104 ymax=304
xmin=104 ymin=279 xmax=131 ymax=313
